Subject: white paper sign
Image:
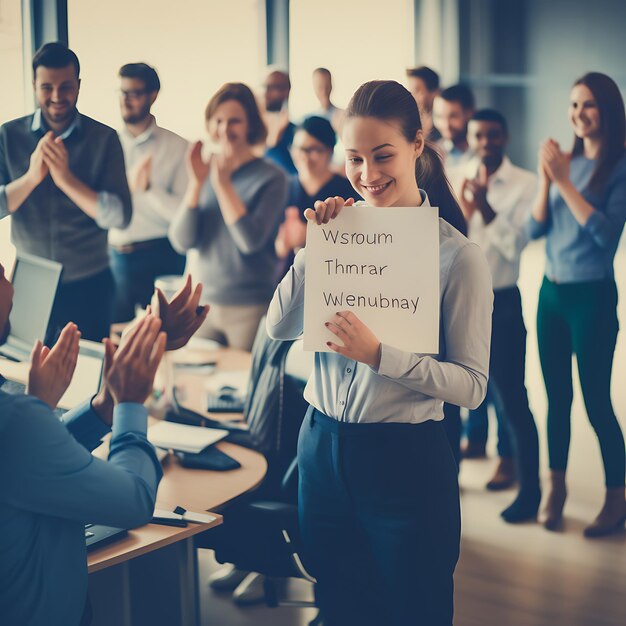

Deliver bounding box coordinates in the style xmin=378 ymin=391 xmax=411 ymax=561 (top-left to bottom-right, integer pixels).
xmin=304 ymin=205 xmax=440 ymax=354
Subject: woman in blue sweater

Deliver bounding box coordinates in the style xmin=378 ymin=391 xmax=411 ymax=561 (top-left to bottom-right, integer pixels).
xmin=528 ymin=72 xmax=626 ymax=537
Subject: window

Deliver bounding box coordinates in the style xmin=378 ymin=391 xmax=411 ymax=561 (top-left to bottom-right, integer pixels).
xmin=289 ymin=0 xmax=415 ymax=121
xmin=0 ymin=0 xmax=25 ymax=267
xmin=68 ymin=0 xmax=263 ymax=141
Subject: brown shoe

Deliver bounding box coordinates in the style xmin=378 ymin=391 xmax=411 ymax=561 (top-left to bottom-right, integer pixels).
xmin=583 ymin=487 xmax=626 ymax=538
xmin=541 ymin=470 xmax=567 ymax=531
xmin=486 ymin=457 xmax=517 ymax=491
xmin=461 ymin=440 xmax=487 ymax=459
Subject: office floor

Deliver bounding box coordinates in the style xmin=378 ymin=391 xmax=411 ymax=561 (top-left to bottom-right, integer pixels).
xmin=198 ymin=241 xmax=626 ymax=626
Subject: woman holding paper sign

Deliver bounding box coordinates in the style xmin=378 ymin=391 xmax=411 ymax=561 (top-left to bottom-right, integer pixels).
xmin=267 ymin=80 xmax=492 ymax=626
xmin=528 ymin=72 xmax=626 ymax=537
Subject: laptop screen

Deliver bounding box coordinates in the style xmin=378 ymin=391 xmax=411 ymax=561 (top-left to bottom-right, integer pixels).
xmin=8 ymin=254 xmax=62 ymax=351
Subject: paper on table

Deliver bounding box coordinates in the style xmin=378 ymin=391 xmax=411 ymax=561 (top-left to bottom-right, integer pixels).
xmin=149 ymin=421 xmax=229 ymax=453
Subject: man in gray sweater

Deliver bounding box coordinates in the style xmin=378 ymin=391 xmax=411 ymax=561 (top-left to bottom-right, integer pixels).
xmin=0 ymin=42 xmax=131 ymax=342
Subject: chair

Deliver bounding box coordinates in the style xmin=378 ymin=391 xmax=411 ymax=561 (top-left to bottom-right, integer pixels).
xmin=196 ymin=336 xmax=322 ymax=624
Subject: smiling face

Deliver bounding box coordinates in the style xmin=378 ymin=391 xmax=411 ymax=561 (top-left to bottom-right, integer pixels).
xmin=467 ymin=119 xmax=507 ymax=164
xmin=33 ymin=64 xmax=80 ymax=131
xmin=569 ymin=83 xmax=601 ymax=140
xmin=343 ymin=116 xmax=423 ymax=207
xmin=208 ymin=99 xmax=250 ymax=148
xmin=0 ymin=263 xmax=14 ymax=345
xmin=433 ymin=97 xmax=471 ymax=143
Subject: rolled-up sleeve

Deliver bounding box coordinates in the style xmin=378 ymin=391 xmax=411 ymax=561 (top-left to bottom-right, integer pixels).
xmin=376 ymin=242 xmax=493 ymax=409
xmin=526 ymin=214 xmax=550 ymax=240
xmin=583 ymin=175 xmax=626 ymax=249
xmin=227 ymin=173 xmax=288 ymax=255
xmin=95 ymin=132 xmax=132 ymax=229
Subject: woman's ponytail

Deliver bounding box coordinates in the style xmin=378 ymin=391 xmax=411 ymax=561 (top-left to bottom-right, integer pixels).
xmin=417 ymin=142 xmax=467 ymax=235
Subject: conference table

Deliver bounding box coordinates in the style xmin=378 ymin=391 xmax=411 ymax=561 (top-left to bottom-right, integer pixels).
xmin=0 ymin=343 xmax=267 ymax=626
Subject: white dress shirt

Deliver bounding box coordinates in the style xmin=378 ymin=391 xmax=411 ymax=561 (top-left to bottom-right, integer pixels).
xmin=448 ymin=156 xmax=537 ymax=290
xmin=110 ymin=117 xmax=188 ymax=246
xmin=267 ymin=192 xmax=493 ymax=424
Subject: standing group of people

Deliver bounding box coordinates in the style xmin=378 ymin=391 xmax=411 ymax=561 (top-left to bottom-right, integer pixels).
xmin=1 ymin=41 xmax=625 ymax=626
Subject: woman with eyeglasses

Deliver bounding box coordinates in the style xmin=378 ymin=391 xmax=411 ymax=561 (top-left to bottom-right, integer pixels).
xmin=274 ymin=116 xmax=359 ymax=282
xmin=169 ymin=83 xmax=287 ymax=350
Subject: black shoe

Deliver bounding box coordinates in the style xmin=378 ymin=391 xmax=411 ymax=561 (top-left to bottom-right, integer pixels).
xmin=501 ymin=490 xmax=541 ymax=523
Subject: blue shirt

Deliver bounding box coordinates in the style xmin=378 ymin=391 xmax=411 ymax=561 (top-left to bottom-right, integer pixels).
xmin=0 ymin=389 xmax=162 ymax=626
xmin=527 ymin=154 xmax=626 ymax=283
xmin=267 ymin=192 xmax=493 ymax=423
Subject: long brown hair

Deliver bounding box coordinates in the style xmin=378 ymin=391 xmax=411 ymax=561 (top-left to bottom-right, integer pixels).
xmin=571 ymin=72 xmax=625 ymax=193
xmin=345 ymin=80 xmax=467 ymax=235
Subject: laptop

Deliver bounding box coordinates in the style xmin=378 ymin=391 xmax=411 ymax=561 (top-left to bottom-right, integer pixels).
xmin=0 ymin=253 xmax=62 ymax=362
xmin=84 ymin=523 xmax=128 ymax=551
xmin=58 ymin=339 xmax=105 ymax=410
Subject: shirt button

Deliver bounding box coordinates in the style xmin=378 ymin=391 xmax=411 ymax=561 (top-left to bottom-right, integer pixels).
xmin=340 ymin=401 xmax=345 ymax=405
xmin=346 ymin=368 xmax=352 ymax=373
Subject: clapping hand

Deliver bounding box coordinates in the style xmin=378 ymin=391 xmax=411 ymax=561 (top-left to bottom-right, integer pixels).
xmin=27 ymin=133 xmax=51 ymax=186
xmin=41 ymin=134 xmax=71 ymax=186
xmin=540 ymin=139 xmax=570 ymax=184
xmin=187 ymin=141 xmax=211 ymax=186
xmin=304 ymin=196 xmax=355 ymax=225
xmin=103 ymin=315 xmax=166 ymax=405
xmin=150 ymin=275 xmax=210 ymax=351
xmin=325 ymin=311 xmax=382 ymax=369
xmin=211 ymin=141 xmax=237 ymax=187
xmin=27 ymin=322 xmax=80 ymax=408
xmin=459 ymin=164 xmax=489 ymax=220
xmin=129 ymin=154 xmax=152 ymax=193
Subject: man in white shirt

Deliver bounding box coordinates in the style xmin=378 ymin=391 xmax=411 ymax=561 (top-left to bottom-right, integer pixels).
xmin=449 ymin=109 xmax=541 ymax=523
xmin=109 ymin=63 xmax=188 ymax=322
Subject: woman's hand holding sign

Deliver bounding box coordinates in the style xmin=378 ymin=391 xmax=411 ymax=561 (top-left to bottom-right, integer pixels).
xmin=304 ymin=195 xmax=355 ymax=225
xmin=325 ymin=311 xmax=382 ymax=369
xmin=305 ymin=196 xmax=382 ymax=368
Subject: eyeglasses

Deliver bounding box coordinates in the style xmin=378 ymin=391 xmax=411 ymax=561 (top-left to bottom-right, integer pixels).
xmin=118 ymin=89 xmax=148 ymax=100
xmin=292 ymin=145 xmax=329 ymax=155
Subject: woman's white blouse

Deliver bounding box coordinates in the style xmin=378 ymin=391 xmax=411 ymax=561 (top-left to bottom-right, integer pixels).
xmin=266 ymin=193 xmax=493 ymax=424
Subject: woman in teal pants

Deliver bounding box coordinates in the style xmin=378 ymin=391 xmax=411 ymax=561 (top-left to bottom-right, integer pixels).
xmin=528 ymin=72 xmax=626 ymax=537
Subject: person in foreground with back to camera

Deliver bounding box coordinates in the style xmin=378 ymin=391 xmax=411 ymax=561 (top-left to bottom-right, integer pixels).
xmin=528 ymin=72 xmax=626 ymax=537
xmin=0 ymin=265 xmax=209 ymax=626
xmin=267 ymin=80 xmax=493 ymax=626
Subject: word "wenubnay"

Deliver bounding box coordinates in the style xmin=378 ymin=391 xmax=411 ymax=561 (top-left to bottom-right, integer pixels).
xmin=322 ymin=230 xmax=393 ymax=245
xmin=323 ymin=291 xmax=419 ymax=315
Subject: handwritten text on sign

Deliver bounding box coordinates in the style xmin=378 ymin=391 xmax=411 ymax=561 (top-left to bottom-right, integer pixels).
xmin=304 ymin=205 xmax=440 ymax=353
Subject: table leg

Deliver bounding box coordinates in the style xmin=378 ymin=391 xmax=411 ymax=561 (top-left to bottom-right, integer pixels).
xmin=88 ymin=537 xmax=200 ymax=626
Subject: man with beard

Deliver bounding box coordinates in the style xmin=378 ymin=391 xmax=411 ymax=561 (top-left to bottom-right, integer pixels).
xmin=433 ymin=83 xmax=476 ymax=168
xmin=262 ymin=68 xmax=297 ymax=174
xmin=109 ymin=63 xmax=188 ymax=322
xmin=0 ymin=42 xmax=131 ymax=343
